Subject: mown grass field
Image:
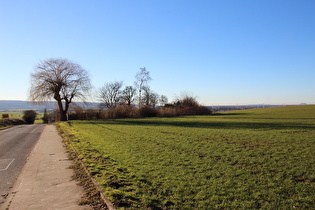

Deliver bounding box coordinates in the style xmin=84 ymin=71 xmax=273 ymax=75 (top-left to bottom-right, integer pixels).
xmin=57 ymin=105 xmax=315 ymax=209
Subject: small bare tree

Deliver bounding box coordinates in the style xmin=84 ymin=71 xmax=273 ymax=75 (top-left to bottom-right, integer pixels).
xmin=29 ymin=58 xmax=91 ymax=121
xmin=98 ymin=81 xmax=123 ymax=109
xmin=135 ymin=67 xmax=151 ymax=108
xmin=142 ymin=87 xmax=159 ymax=108
xmin=121 ymin=85 xmax=136 ymax=106
xmin=149 ymin=92 xmax=160 ymax=108
xmin=159 ymin=95 xmax=168 ymax=106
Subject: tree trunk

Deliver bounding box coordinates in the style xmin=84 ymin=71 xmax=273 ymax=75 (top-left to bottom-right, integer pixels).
xmin=139 ymin=89 xmax=142 ymax=108
xmin=57 ymin=99 xmax=68 ymax=121
xmin=60 ymin=110 xmax=68 ymax=121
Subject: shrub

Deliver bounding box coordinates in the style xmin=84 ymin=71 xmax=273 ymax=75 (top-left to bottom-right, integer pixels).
xmin=157 ymin=106 xmax=211 ymax=117
xmin=158 ymin=94 xmax=211 ymax=117
xmin=174 ymin=95 xmax=199 ymax=108
xmin=65 ymin=99 xmax=211 ymax=120
xmin=177 ymin=106 xmax=211 ymax=116
xmin=138 ymin=106 xmax=158 ymax=118
xmin=99 ymin=106 xmax=136 ymax=119
xmin=0 ymin=119 xmax=25 ymax=127
xmin=157 ymin=107 xmax=178 ymax=117
xmin=69 ymin=108 xmax=101 ymax=120
xmin=22 ymin=110 xmax=37 ymax=124
xmin=113 ymin=105 xmax=136 ymax=118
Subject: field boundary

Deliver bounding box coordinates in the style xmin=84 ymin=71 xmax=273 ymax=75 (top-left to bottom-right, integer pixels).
xmin=63 ymin=136 xmax=116 ymax=210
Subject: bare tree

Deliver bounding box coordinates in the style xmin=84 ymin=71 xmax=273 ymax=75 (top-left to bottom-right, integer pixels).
xmin=134 ymin=67 xmax=151 ymax=108
xmin=142 ymin=86 xmax=159 ymax=108
xmin=29 ymin=58 xmax=91 ymax=121
xmin=159 ymin=95 xmax=168 ymax=106
xmin=142 ymin=86 xmax=151 ymax=107
xmin=121 ymin=85 xmax=136 ymax=106
xmin=98 ymin=81 xmax=123 ymax=109
xmin=149 ymin=92 xmax=160 ymax=108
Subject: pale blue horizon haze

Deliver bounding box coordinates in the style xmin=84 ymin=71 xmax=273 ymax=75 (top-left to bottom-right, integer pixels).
xmin=0 ymin=0 xmax=314 ymax=105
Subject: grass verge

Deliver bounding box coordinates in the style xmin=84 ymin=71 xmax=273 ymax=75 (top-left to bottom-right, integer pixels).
xmin=60 ymin=130 xmax=108 ymax=209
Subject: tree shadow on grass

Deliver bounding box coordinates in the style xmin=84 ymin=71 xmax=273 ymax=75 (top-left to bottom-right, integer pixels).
xmin=75 ymin=118 xmax=315 ymax=131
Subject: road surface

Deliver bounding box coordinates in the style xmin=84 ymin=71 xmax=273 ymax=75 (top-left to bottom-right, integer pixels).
xmin=0 ymin=124 xmax=45 ymax=204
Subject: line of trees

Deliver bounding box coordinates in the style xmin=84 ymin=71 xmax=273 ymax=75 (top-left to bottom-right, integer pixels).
xmin=97 ymin=81 xmax=168 ymax=110
xmin=29 ymin=58 xmax=210 ymax=121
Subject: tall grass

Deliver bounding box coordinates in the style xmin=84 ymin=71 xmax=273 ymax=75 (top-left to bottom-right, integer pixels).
xmin=57 ymin=105 xmax=315 ymax=209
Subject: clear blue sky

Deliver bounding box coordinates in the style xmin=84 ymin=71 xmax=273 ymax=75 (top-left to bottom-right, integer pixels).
xmin=0 ymin=0 xmax=314 ymax=105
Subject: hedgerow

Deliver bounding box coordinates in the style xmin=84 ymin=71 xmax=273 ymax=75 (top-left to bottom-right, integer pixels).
xmin=0 ymin=118 xmax=25 ymax=128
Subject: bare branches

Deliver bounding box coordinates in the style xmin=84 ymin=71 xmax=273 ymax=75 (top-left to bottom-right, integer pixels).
xmin=121 ymin=86 xmax=136 ymax=106
xmin=135 ymin=67 xmax=151 ymax=107
xmin=98 ymin=81 xmax=123 ymax=109
xmin=29 ymin=58 xmax=91 ymax=121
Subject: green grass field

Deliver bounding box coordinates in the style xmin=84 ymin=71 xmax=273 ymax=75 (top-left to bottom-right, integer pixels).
xmin=0 ymin=111 xmax=44 ymax=124
xmin=0 ymin=111 xmax=24 ymax=119
xmin=57 ymin=105 xmax=315 ymax=209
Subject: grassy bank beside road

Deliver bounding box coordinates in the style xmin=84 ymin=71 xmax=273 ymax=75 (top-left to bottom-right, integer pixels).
xmin=57 ymin=105 xmax=315 ymax=209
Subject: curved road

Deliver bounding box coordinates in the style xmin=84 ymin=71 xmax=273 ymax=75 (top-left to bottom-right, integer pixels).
xmin=0 ymin=124 xmax=45 ymax=204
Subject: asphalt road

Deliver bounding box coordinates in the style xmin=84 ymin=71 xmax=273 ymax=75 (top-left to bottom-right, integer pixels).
xmin=0 ymin=124 xmax=45 ymax=204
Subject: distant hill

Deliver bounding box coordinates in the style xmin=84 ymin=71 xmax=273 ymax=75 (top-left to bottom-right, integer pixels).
xmin=0 ymin=100 xmax=99 ymax=111
xmin=1 ymin=100 xmax=309 ymax=112
xmin=209 ymin=104 xmax=285 ymax=112
xmin=0 ymin=100 xmax=49 ymax=111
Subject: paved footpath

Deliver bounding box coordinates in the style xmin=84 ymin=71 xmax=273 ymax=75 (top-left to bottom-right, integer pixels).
xmin=2 ymin=124 xmax=91 ymax=210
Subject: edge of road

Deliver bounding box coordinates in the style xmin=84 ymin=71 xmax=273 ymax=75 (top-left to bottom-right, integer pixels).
xmin=1 ymin=124 xmax=91 ymax=210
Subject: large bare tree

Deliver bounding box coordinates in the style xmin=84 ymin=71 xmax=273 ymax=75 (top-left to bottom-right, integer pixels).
xmin=29 ymin=58 xmax=91 ymax=121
